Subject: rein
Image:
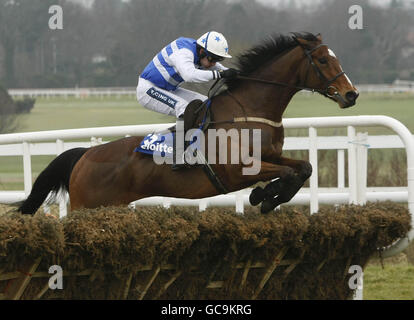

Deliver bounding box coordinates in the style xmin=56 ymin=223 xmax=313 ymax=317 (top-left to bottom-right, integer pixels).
xmin=236 ymin=75 xmax=314 ymax=92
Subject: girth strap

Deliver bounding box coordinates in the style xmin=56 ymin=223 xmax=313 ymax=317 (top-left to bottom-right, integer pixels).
xmin=227 ymin=90 xmax=283 ymax=129
xmin=233 ymin=117 xmax=283 ymax=128
xmin=196 ymin=150 xmax=229 ymax=194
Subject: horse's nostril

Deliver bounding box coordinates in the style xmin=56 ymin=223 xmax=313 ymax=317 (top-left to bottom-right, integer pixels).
xmin=346 ymin=91 xmax=359 ymax=102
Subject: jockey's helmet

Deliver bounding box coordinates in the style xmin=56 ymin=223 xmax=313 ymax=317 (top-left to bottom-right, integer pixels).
xmin=196 ymin=31 xmax=232 ymax=61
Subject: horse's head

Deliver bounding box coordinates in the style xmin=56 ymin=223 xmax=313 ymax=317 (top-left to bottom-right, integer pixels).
xmin=294 ymin=34 xmax=359 ymax=108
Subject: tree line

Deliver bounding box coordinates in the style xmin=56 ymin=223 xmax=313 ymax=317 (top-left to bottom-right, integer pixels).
xmin=0 ymin=0 xmax=413 ymax=89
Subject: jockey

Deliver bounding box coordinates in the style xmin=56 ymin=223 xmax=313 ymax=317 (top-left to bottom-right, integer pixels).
xmin=136 ymin=31 xmax=238 ymax=119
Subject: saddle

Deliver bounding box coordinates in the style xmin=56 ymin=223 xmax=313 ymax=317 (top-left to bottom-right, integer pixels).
xmin=165 ymin=99 xmax=212 ymax=134
xmin=184 ymin=99 xmax=213 ymax=133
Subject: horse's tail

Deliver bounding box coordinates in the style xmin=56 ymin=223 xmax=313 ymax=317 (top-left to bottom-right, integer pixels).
xmin=17 ymin=147 xmax=89 ymax=215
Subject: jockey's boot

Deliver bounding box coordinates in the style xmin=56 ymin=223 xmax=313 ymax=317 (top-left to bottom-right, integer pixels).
xmin=171 ymin=116 xmax=187 ymax=171
xmin=183 ymin=99 xmax=203 ymax=132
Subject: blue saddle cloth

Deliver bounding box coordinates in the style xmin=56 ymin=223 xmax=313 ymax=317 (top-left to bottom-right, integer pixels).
xmin=135 ymin=130 xmax=175 ymax=158
xmin=135 ymin=99 xmax=211 ymax=158
xmin=134 ymin=129 xmax=202 ymax=158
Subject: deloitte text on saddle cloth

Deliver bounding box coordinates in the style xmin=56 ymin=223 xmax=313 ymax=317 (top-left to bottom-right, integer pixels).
xmin=152 ymin=121 xmax=262 ymax=175
xmin=141 ymin=134 xmax=173 ymax=154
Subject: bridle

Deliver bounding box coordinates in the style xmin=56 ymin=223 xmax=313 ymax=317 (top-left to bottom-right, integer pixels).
xmin=301 ymin=43 xmax=345 ymax=101
xmin=235 ymin=42 xmax=346 ymax=101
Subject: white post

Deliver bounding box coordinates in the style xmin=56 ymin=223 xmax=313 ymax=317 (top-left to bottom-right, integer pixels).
xmin=353 ymin=273 xmax=364 ymax=300
xmin=90 ymin=137 xmax=103 ymax=146
xmin=347 ymin=126 xmax=358 ymax=204
xmin=163 ymin=199 xmax=171 ymax=209
xmin=235 ymin=191 xmax=244 ymax=214
xmin=356 ymin=132 xmax=368 ymax=205
xmin=198 ymin=199 xmax=207 ymax=212
xmin=337 ymin=149 xmax=345 ymax=189
xmin=309 ymin=127 xmax=318 ymax=214
xmin=22 ymin=142 xmax=32 ymax=196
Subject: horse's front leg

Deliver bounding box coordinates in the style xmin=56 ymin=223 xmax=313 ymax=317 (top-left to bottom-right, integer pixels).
xmin=249 ymin=157 xmax=312 ymax=213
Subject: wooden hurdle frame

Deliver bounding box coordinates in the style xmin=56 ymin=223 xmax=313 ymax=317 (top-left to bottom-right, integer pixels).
xmin=0 ymin=247 xmax=320 ymax=300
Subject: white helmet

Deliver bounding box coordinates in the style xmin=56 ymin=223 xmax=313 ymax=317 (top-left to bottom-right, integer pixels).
xmin=196 ymin=31 xmax=232 ymax=59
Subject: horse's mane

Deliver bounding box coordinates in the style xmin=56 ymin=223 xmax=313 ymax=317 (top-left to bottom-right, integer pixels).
xmin=224 ymin=32 xmax=319 ymax=90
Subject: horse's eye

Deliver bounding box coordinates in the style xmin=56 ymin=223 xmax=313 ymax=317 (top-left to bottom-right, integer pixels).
xmin=318 ymin=58 xmax=328 ymax=64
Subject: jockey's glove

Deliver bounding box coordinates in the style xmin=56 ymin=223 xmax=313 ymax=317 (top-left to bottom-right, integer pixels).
xmin=218 ymin=68 xmax=239 ymax=79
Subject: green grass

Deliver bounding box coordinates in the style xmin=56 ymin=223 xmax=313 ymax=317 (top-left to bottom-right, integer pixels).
xmin=11 ymin=92 xmax=414 ymax=133
xmin=0 ymin=156 xmax=55 ymax=190
xmin=285 ymin=92 xmax=414 ymax=136
xmin=364 ymin=262 xmax=414 ymax=300
xmin=16 ymin=96 xmax=172 ymax=132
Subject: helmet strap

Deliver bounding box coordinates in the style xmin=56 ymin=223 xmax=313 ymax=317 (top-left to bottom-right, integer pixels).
xmin=204 ymin=31 xmax=211 ymax=51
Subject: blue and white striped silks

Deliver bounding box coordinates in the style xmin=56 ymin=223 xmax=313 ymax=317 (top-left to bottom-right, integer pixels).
xmin=140 ymin=38 xmax=198 ymax=91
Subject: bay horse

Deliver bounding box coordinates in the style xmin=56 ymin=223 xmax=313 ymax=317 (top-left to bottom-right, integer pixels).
xmin=17 ymin=32 xmax=358 ymax=215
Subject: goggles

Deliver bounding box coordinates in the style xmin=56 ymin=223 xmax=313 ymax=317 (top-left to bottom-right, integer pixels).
xmin=207 ymin=54 xmax=224 ymax=63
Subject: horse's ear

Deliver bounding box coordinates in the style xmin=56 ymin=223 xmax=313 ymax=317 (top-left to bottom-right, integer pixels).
xmin=316 ymin=33 xmax=323 ymax=42
xmin=295 ymin=37 xmax=313 ymax=50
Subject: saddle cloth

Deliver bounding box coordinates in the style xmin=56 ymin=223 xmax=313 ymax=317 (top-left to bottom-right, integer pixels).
xmin=134 ymin=128 xmax=201 ymax=159
xmin=135 ymin=130 xmax=175 ymax=158
xmin=135 ymin=99 xmax=211 ymax=159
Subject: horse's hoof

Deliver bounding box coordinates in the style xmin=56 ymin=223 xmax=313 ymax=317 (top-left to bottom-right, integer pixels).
xmin=260 ymin=197 xmax=280 ymax=214
xmin=249 ymin=187 xmax=266 ymax=206
xmin=264 ymin=178 xmax=283 ymax=197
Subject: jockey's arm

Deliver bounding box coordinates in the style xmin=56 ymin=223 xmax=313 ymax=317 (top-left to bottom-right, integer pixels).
xmin=210 ymin=62 xmax=228 ymax=71
xmin=171 ymin=49 xmax=221 ymax=83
